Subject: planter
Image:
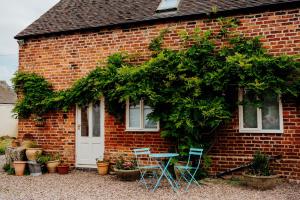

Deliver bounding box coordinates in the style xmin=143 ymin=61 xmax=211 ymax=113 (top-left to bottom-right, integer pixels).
xmin=46 ymin=160 xmax=60 ymax=173
xmin=174 ymin=161 xmax=187 ymax=180
xmin=243 ymin=173 xmax=280 ymax=190
xmin=97 ymin=162 xmax=109 ymax=175
xmin=13 ymin=161 xmax=26 ymax=176
xmin=28 ymin=161 xmax=42 ymax=176
xmin=57 ymin=164 xmax=69 ymax=175
xmin=26 ymin=148 xmax=43 ymax=161
xmin=114 ymin=168 xmax=140 ymax=181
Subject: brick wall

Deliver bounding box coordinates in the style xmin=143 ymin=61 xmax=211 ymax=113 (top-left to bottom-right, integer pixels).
xmin=210 ymin=100 xmax=300 ymax=181
xmin=18 ymin=8 xmax=300 ymax=180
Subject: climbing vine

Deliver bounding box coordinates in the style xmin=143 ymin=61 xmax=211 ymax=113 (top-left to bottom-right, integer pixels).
xmin=12 ymin=18 xmax=300 ymax=148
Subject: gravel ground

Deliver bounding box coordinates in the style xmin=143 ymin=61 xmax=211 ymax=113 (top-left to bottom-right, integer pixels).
xmin=0 ymin=169 xmax=299 ymax=200
xmin=0 ymin=155 xmax=5 ymax=172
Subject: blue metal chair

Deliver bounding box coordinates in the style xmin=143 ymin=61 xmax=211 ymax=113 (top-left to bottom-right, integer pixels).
xmin=175 ymin=148 xmax=203 ymax=191
xmin=133 ymin=148 xmax=160 ymax=190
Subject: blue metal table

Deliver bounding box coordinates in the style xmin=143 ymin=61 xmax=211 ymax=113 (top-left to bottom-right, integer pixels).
xmin=149 ymin=153 xmax=179 ymax=192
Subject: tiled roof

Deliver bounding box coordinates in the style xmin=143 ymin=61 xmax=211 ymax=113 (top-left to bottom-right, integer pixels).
xmin=15 ymin=0 xmax=300 ymax=39
xmin=0 ymin=81 xmax=17 ymax=104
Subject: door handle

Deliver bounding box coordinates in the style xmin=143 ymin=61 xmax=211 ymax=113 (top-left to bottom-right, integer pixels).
xmin=77 ymin=124 xmax=81 ymax=130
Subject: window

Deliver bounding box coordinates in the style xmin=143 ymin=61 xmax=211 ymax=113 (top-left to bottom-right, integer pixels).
xmin=239 ymin=89 xmax=283 ymax=133
xmin=126 ymin=100 xmax=159 ymax=131
xmin=157 ymin=0 xmax=180 ymax=12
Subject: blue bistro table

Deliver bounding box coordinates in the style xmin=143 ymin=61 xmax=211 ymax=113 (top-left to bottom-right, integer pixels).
xmin=149 ymin=153 xmax=179 ymax=192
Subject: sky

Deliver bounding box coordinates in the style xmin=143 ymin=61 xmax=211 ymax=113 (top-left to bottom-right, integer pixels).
xmin=0 ymin=0 xmax=60 ymax=85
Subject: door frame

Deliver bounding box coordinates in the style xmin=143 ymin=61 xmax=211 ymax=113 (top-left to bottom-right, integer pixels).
xmin=75 ymin=98 xmax=105 ymax=168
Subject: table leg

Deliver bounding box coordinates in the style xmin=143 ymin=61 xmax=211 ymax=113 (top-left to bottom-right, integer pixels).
xmin=152 ymin=158 xmax=178 ymax=192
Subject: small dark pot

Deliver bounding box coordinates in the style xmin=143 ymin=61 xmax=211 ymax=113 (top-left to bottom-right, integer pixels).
xmin=27 ymin=161 xmax=42 ymax=176
xmin=57 ymin=165 xmax=69 ymax=175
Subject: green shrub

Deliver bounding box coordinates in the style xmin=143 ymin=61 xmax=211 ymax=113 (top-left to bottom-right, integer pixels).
xmin=36 ymin=154 xmax=51 ymax=165
xmin=250 ymin=151 xmax=270 ymax=176
xmin=0 ymin=148 xmax=5 ymax=155
xmin=0 ymin=138 xmax=13 ymax=155
xmin=3 ymin=163 xmax=15 ymax=175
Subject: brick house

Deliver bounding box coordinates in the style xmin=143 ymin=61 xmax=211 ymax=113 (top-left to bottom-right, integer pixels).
xmin=15 ymin=0 xmax=300 ymax=181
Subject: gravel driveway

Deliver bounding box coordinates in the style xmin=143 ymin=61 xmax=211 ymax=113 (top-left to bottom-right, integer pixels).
xmin=0 ymin=169 xmax=299 ymax=200
xmin=0 ymin=155 xmax=5 ymax=172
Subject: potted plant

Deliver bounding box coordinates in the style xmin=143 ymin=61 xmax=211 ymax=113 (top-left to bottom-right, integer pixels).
xmin=36 ymin=154 xmax=51 ymax=173
xmin=46 ymin=154 xmax=61 ymax=173
xmin=25 ymin=142 xmax=43 ymax=161
xmin=96 ymin=158 xmax=109 ymax=175
xmin=114 ymin=155 xmax=139 ymax=181
xmin=57 ymin=162 xmax=69 ymax=175
xmin=13 ymin=161 xmax=26 ymax=176
xmin=243 ymin=151 xmax=280 ymax=190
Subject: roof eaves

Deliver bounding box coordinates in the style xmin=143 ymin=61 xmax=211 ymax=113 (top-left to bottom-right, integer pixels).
xmin=14 ymin=1 xmax=300 ymax=40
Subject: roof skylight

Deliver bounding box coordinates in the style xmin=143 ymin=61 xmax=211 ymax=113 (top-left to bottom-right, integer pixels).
xmin=156 ymin=0 xmax=180 ymax=12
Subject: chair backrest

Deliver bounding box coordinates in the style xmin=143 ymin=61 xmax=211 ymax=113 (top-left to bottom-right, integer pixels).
xmin=187 ymin=148 xmax=203 ymax=168
xmin=133 ymin=148 xmax=151 ymax=167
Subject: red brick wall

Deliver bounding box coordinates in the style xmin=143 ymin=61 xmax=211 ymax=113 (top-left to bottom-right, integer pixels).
xmin=18 ymin=8 xmax=300 ymax=180
xmin=210 ymin=100 xmax=300 ymax=182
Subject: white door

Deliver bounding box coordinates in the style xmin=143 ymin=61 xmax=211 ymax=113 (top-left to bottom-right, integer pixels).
xmin=76 ymin=99 xmax=105 ymax=168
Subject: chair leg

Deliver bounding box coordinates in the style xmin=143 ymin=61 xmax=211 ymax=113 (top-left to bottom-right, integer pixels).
xmin=139 ymin=170 xmax=149 ymax=190
xmin=185 ymin=170 xmax=200 ymax=191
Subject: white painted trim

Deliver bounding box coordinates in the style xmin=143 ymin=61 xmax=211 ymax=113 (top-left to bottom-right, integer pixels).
xmin=76 ymin=164 xmax=97 ymax=169
xmin=100 ymin=97 xmax=105 ymax=161
xmin=157 ymin=0 xmax=181 ymax=11
xmin=75 ymin=98 xmax=105 ymax=168
xmin=125 ymin=99 xmax=160 ymax=132
xmin=238 ymin=90 xmax=284 ymax=134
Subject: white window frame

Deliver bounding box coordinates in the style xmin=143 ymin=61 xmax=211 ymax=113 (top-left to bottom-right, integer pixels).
xmin=157 ymin=0 xmax=181 ymax=11
xmin=238 ymin=89 xmax=283 ymax=134
xmin=126 ymin=100 xmax=160 ymax=132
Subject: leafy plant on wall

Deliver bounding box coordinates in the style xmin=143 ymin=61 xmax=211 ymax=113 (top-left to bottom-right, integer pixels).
xmin=12 ymin=17 xmax=300 ymax=150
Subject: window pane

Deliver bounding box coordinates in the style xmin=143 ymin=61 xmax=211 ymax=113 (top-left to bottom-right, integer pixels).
xmin=81 ymin=105 xmax=89 ymax=137
xmin=262 ymin=93 xmax=280 ymax=130
xmin=157 ymin=0 xmax=179 ymax=10
xmin=243 ymin=91 xmax=258 ymax=128
xmin=129 ymin=103 xmax=140 ymax=128
xmin=92 ymin=101 xmax=101 ymax=137
xmin=144 ymin=106 xmax=157 ymax=129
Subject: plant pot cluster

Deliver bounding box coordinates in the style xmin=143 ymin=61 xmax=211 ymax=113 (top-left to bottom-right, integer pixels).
xmin=13 ymin=147 xmax=43 ymax=176
xmin=12 ymin=142 xmax=69 ymax=176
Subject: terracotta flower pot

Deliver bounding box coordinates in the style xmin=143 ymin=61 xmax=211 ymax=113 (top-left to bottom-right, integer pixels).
xmin=46 ymin=160 xmax=60 ymax=173
xmin=13 ymin=161 xmax=26 ymax=176
xmin=26 ymin=148 xmax=43 ymax=161
xmin=97 ymin=162 xmax=109 ymax=175
xmin=243 ymin=173 xmax=281 ymax=190
xmin=114 ymin=168 xmax=140 ymax=181
xmin=57 ymin=164 xmax=69 ymax=174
